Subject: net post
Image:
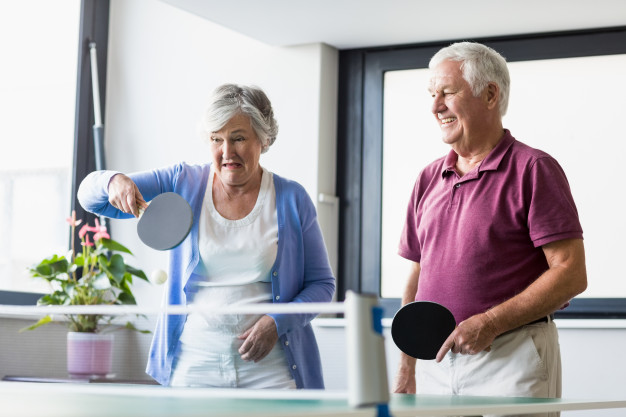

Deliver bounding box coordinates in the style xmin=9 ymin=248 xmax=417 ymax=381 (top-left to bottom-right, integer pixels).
xmin=345 ymin=291 xmax=390 ymax=413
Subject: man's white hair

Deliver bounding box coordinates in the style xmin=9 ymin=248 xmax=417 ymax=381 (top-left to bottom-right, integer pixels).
xmin=430 ymin=42 xmax=510 ymax=116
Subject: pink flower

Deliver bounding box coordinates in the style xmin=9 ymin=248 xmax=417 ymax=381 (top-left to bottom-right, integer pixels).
xmin=93 ymin=218 xmax=107 ymax=233
xmin=93 ymin=231 xmax=111 ymax=241
xmin=91 ymin=219 xmax=109 ymax=241
xmin=65 ymin=210 xmax=83 ymax=227
xmin=79 ymin=224 xmax=90 ymax=239
xmin=81 ymin=235 xmax=94 ymax=247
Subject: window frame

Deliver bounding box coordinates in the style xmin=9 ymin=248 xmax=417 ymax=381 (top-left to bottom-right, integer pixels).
xmin=336 ymin=26 xmax=626 ymax=318
xmin=0 ymin=0 xmax=110 ymax=305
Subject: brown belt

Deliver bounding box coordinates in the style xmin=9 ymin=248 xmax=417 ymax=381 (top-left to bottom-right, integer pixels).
xmin=527 ymin=314 xmax=555 ymax=325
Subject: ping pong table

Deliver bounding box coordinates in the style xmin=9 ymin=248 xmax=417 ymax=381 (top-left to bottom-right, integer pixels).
xmin=1 ymin=381 xmax=625 ymax=417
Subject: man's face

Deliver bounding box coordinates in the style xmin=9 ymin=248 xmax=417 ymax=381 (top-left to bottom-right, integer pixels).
xmin=428 ymin=60 xmax=490 ymax=148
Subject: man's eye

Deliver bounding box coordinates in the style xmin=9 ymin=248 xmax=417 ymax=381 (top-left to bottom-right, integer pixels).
xmin=211 ymin=137 xmax=222 ymax=143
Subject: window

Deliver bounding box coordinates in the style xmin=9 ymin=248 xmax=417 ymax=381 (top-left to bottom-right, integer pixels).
xmin=337 ymin=27 xmax=626 ymax=318
xmin=0 ymin=0 xmax=110 ymax=303
xmin=0 ymin=1 xmax=81 ymax=293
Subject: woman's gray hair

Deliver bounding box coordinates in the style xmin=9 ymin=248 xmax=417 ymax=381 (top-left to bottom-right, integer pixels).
xmin=429 ymin=42 xmax=510 ymax=116
xmin=202 ymin=84 xmax=278 ymax=153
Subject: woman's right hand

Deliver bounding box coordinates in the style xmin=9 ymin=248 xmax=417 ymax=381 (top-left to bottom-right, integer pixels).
xmin=107 ymin=174 xmax=148 ymax=217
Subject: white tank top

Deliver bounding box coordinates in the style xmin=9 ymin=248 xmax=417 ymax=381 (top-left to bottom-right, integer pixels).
xmin=192 ymin=166 xmax=278 ymax=289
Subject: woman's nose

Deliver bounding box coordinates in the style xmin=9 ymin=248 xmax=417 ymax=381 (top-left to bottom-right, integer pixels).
xmin=222 ymin=140 xmax=233 ymax=158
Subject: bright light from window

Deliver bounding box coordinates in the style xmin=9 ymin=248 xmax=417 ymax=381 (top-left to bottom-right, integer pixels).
xmin=382 ymin=55 xmax=626 ymax=299
xmin=0 ymin=1 xmax=81 ymax=293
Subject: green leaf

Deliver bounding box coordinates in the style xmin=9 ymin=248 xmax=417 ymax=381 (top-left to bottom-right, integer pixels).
xmin=98 ymin=254 xmax=124 ymax=285
xmin=92 ymin=273 xmax=112 ymax=290
xmin=73 ymin=254 xmax=85 ymax=267
xmin=126 ymin=265 xmax=148 ymax=281
xmin=124 ymin=321 xmax=151 ymax=334
xmin=63 ymin=283 xmax=76 ymax=299
xmin=38 ymin=290 xmax=69 ymax=306
xmin=117 ymin=291 xmax=136 ymax=305
xmin=109 ymin=254 xmax=126 ymax=283
xmin=30 ymin=256 xmax=69 ymax=280
xmin=19 ymin=315 xmax=53 ymax=332
xmin=99 ymin=238 xmax=133 ymax=255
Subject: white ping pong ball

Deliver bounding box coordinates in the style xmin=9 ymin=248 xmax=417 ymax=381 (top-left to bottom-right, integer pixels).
xmin=150 ymin=269 xmax=168 ymax=285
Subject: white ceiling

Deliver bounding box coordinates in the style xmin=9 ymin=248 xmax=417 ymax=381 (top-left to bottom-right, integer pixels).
xmin=160 ymin=0 xmax=626 ymax=49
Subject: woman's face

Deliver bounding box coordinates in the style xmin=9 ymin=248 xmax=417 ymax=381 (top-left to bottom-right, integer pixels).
xmin=209 ymin=113 xmax=264 ymax=188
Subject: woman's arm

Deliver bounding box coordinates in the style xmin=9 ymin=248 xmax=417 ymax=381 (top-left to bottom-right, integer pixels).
xmin=77 ymin=164 xmax=184 ymax=218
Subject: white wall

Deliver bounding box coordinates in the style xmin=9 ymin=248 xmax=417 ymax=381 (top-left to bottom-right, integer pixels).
xmin=0 ymin=317 xmax=153 ymax=382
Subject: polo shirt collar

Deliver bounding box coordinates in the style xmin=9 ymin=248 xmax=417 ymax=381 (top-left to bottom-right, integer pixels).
xmin=441 ymin=129 xmax=515 ymax=177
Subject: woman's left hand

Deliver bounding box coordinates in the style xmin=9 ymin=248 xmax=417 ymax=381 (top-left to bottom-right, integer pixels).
xmin=238 ymin=315 xmax=279 ymax=362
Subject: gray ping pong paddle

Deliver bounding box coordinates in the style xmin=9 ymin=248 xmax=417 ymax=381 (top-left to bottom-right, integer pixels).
xmin=137 ymin=192 xmax=193 ymax=251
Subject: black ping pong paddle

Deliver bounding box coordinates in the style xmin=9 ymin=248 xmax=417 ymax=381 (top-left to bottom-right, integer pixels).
xmin=391 ymin=301 xmax=456 ymax=360
xmin=137 ymin=192 xmax=193 ymax=251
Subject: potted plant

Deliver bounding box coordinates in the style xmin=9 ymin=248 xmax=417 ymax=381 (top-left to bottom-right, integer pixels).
xmin=23 ymin=210 xmax=150 ymax=378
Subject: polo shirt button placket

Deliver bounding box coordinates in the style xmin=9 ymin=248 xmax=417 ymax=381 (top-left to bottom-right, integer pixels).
xmin=450 ymin=182 xmax=462 ymax=207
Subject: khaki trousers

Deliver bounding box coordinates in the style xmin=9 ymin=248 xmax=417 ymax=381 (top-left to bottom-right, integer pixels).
xmin=416 ymin=320 xmax=561 ymax=417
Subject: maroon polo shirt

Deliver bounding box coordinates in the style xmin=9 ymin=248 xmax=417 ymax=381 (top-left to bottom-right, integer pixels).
xmin=398 ymin=130 xmax=583 ymax=323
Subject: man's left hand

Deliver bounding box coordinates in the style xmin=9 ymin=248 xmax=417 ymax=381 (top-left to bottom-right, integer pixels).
xmin=435 ymin=312 xmax=499 ymax=362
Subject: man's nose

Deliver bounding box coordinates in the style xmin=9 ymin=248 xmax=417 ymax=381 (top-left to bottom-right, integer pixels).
xmin=431 ymin=93 xmax=445 ymax=114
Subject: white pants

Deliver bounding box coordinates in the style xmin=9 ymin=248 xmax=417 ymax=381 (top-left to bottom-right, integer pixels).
xmin=170 ymin=284 xmax=296 ymax=389
xmin=416 ymin=321 xmax=561 ymax=417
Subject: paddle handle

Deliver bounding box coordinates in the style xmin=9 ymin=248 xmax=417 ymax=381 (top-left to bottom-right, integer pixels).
xmin=137 ymin=201 xmax=150 ymax=219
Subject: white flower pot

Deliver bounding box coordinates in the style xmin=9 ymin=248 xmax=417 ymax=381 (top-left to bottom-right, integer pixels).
xmin=66 ymin=332 xmax=114 ymax=379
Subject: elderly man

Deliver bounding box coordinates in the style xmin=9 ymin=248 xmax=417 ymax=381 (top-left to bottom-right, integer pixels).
xmin=392 ymin=42 xmax=587 ymax=417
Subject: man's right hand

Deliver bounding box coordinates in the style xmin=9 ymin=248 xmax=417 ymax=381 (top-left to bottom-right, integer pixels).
xmin=393 ymin=354 xmax=417 ymax=394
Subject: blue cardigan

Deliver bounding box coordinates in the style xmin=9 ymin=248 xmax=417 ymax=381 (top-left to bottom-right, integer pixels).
xmin=77 ymin=162 xmax=336 ymax=388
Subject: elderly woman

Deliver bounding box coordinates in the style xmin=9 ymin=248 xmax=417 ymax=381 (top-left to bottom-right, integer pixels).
xmin=77 ymin=84 xmax=335 ymax=389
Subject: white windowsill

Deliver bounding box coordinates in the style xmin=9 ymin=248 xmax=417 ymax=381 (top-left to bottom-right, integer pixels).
xmin=312 ymin=317 xmax=626 ymax=330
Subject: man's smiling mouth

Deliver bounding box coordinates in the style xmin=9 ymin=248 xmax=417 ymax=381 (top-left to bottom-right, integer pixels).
xmin=439 ymin=116 xmax=457 ymax=125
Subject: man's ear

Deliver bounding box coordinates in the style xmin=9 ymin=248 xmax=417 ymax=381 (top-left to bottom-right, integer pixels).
xmin=484 ymin=82 xmax=499 ymax=110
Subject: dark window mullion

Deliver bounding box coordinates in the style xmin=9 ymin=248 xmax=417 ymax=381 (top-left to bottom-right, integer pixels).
xmin=71 ymin=0 xmax=110 ymax=244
